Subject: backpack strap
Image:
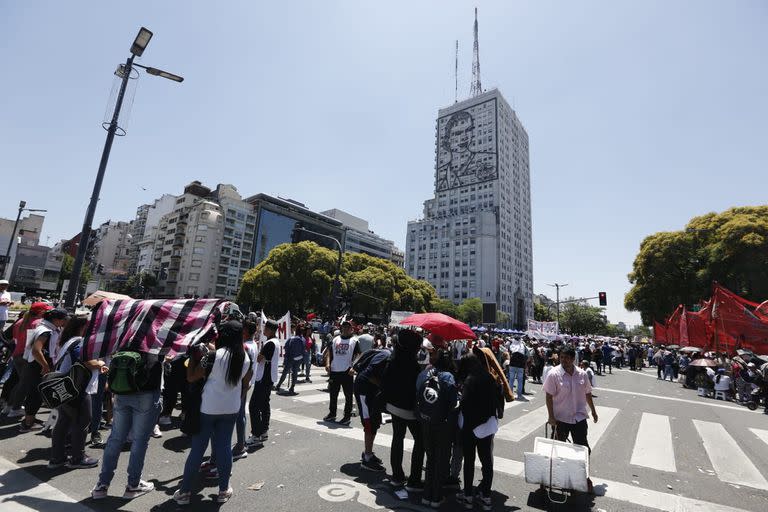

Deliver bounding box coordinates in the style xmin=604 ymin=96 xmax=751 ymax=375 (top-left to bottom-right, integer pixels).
xmin=54 ymin=338 xmax=82 ymax=372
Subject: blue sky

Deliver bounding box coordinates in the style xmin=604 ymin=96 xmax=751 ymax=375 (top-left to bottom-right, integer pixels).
xmin=1 ymin=1 xmax=766 ymax=325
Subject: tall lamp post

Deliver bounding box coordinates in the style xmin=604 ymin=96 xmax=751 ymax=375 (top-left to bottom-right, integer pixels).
xmin=293 ymin=226 xmax=344 ymax=319
xmin=65 ymin=28 xmax=183 ymax=309
xmin=1 ymin=201 xmax=47 ymax=279
xmin=547 ymin=282 xmax=568 ymax=333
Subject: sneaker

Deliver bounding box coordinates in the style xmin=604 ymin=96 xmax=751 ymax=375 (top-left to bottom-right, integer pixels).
xmin=158 ymin=415 xmax=172 ymax=426
xmin=67 ymin=456 xmax=99 ymax=469
xmin=47 ymin=459 xmax=67 ymax=469
xmin=259 ymin=432 xmax=269 ymax=441
xmin=6 ymin=407 xmax=25 ymax=419
xmin=390 ymin=478 xmax=406 ymax=488
xmin=151 ymin=424 xmax=162 ymax=438
xmin=245 ymin=435 xmax=264 ymax=447
xmin=430 ymin=498 xmax=445 ymax=508
xmin=91 ymin=432 xmax=105 ymax=447
xmin=337 ymin=416 xmax=351 ymax=426
xmin=217 ymin=486 xmax=234 ymax=503
xmin=19 ymin=421 xmax=42 ymax=433
xmin=91 ymin=483 xmax=109 ymax=500
xmin=421 ymin=497 xmax=432 ymax=506
xmin=476 ymin=492 xmax=492 ymax=511
xmin=361 ymin=457 xmax=386 ymax=472
xmin=232 ymin=447 xmax=248 ymax=460
xmin=173 ymin=489 xmax=191 ymax=505
xmin=405 ymin=480 xmax=424 ymax=492
xmin=455 ymin=490 xmax=465 ymax=502
xmin=122 ymin=480 xmax=154 ymax=499
xmin=369 ymin=453 xmax=383 ymax=465
xmin=323 ymin=413 xmax=336 ymax=422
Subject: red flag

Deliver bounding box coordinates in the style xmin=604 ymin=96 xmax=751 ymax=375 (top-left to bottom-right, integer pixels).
xmin=653 ymin=321 xmax=667 ymax=344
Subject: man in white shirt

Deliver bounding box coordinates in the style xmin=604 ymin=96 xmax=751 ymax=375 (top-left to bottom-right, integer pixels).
xmin=247 ymin=320 xmax=280 ymax=448
xmin=0 ymin=279 xmax=12 ymax=337
xmin=324 ymin=320 xmax=361 ymax=425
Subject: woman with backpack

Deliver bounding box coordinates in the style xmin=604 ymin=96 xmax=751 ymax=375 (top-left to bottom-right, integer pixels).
xmin=415 ymin=347 xmax=457 ymax=508
xmin=49 ymin=316 xmax=107 ymax=469
xmin=381 ymin=330 xmax=425 ymax=491
xmin=457 ymin=351 xmax=499 ymax=511
xmin=174 ymin=320 xmax=252 ymax=505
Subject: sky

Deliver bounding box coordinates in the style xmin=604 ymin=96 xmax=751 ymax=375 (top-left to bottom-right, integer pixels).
xmin=1 ymin=1 xmax=766 ymax=326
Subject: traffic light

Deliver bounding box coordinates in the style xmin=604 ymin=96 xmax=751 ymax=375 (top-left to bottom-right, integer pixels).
xmin=97 ymin=264 xmax=104 ymax=274
xmin=598 ymin=291 xmax=607 ymax=306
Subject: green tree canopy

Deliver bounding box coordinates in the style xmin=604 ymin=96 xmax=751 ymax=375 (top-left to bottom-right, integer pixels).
xmin=58 ymin=254 xmax=92 ymax=294
xmin=430 ymin=297 xmax=459 ymax=318
xmin=559 ymin=300 xmax=608 ymax=335
xmin=534 ymin=302 xmax=554 ymax=322
xmin=237 ymin=242 xmax=436 ymax=319
xmin=625 ymin=206 xmax=768 ymax=324
xmin=457 ymin=297 xmax=483 ymax=325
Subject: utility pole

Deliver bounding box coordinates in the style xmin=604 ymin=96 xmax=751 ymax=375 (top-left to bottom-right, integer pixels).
xmin=547 ymin=283 xmax=568 ymax=332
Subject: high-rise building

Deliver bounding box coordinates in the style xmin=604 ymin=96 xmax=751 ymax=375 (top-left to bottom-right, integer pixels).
xmin=320 ymin=209 xmax=403 ymax=265
xmin=129 ymin=194 xmax=177 ymax=275
xmin=91 ymin=220 xmax=134 ymax=280
xmin=406 ymin=87 xmax=533 ymax=327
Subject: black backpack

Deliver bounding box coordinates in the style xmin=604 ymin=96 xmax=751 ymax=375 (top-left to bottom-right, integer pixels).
xmin=353 ymin=348 xmax=388 ymax=374
xmin=416 ymin=368 xmax=451 ymax=424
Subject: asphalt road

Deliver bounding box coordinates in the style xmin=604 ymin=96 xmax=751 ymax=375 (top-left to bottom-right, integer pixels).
xmin=1 ymin=365 xmax=767 ymax=512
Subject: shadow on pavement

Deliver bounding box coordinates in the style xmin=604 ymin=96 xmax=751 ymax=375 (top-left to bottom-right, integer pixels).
xmin=525 ymin=485 xmax=597 ymax=511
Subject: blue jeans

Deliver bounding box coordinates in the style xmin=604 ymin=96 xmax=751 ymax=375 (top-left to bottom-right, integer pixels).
xmin=664 ymin=364 xmax=674 ymax=381
xmin=235 ymin=396 xmax=247 ymax=447
xmin=181 ymin=413 xmax=237 ymax=493
xmin=98 ymin=390 xmax=162 ymax=487
xmin=303 ymin=352 xmax=312 ymax=380
xmin=508 ymin=366 xmax=525 ymax=398
xmin=90 ymin=372 xmax=108 ymax=434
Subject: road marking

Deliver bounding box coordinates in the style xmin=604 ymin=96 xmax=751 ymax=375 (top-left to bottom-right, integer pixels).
xmin=495 ymin=406 xmax=549 ymax=442
xmin=630 ymin=413 xmax=676 ymax=472
xmin=588 ymin=406 xmax=619 ymax=448
xmin=271 ymin=409 xmax=751 ymax=512
xmin=0 ymin=456 xmax=92 ymax=511
xmin=293 ymin=393 xmax=340 ymax=404
xmin=693 ymin=419 xmax=768 ymax=491
xmin=749 ymin=428 xmax=768 ymax=447
xmin=597 ymin=386 xmax=760 ymax=413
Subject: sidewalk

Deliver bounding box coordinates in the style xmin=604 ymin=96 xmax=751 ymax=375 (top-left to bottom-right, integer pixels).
xmin=0 ymin=455 xmax=91 ymax=511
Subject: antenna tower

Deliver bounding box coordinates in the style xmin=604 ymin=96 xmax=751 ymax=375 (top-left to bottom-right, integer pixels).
xmin=470 ymin=7 xmax=482 ymax=97
xmin=454 ymin=40 xmax=459 ymax=103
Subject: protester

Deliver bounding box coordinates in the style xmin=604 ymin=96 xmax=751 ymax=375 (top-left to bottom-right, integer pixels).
xmin=247 ymin=319 xmax=279 ymax=448
xmin=275 ymin=324 xmax=305 ymax=394
xmin=323 ymin=320 xmax=360 ymax=425
xmin=507 ymin=337 xmax=527 ymax=400
xmin=302 ymin=325 xmax=314 ymax=383
xmin=543 ymin=346 xmax=598 ymax=494
xmin=173 ymin=320 xmax=252 ymax=505
xmin=381 ymin=330 xmax=424 ymax=490
xmin=0 ymin=279 xmax=11 ymax=334
xmin=353 ymin=344 xmax=391 ymax=471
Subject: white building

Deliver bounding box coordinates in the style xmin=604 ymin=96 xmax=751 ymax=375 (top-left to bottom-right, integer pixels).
xmin=131 ymin=194 xmax=177 ymax=275
xmin=406 ymin=88 xmax=533 ymax=327
xmin=91 ymin=220 xmax=133 ymax=278
xmin=320 ymin=208 xmax=403 ymax=264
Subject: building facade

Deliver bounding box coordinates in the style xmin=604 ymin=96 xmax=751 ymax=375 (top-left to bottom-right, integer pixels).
xmin=320 ymin=208 xmax=403 ymax=265
xmin=91 ymin=220 xmax=133 ymax=280
xmin=406 ymin=89 xmax=533 ymax=327
xmin=0 ymin=213 xmax=44 ymax=280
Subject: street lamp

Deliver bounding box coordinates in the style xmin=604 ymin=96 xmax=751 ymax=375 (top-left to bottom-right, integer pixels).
xmin=547 ymin=282 xmax=568 ymax=333
xmin=1 ymin=201 xmax=48 ymax=279
xmin=64 ymin=27 xmax=183 ymax=309
xmin=293 ymin=226 xmax=344 ymax=319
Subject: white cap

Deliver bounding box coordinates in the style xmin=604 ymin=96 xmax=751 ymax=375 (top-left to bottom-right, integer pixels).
xmin=0 ymin=279 xmax=8 ymax=285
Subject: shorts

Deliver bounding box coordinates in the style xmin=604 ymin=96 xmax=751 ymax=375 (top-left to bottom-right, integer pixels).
xmin=355 ymin=391 xmax=382 ymax=434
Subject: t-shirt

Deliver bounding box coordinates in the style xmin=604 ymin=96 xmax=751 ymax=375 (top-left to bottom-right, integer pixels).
xmin=357 ymin=334 xmax=374 ymax=353
xmin=714 ymin=374 xmax=732 ymax=391
xmin=330 ymin=335 xmax=360 ymax=373
xmin=542 ymin=365 xmax=593 ymax=424
xmin=244 ymin=340 xmax=259 ymax=386
xmin=12 ymin=317 xmax=41 ymax=357
xmin=201 ymin=348 xmax=250 ymax=415
xmin=24 ymin=320 xmax=58 ymax=363
xmin=254 ymin=338 xmax=278 ymax=384
xmin=0 ymin=291 xmax=11 ymax=322
xmin=355 ymin=349 xmax=391 ymax=392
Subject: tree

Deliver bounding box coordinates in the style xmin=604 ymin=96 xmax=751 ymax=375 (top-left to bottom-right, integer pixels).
xmin=496 ymin=311 xmax=510 ymax=325
xmin=58 ymin=254 xmax=92 ymax=295
xmin=119 ymin=272 xmax=158 ymax=297
xmin=237 ymin=242 xmax=436 ymax=319
xmin=559 ymin=301 xmax=608 ymax=335
xmin=626 ymin=206 xmax=768 ymax=325
xmin=430 ymin=297 xmax=459 ymax=318
xmin=534 ymin=302 xmax=554 ymax=322
xmin=457 ymin=298 xmax=483 ymax=325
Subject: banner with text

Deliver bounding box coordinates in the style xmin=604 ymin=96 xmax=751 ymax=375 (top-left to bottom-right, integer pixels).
xmin=527 ymin=319 xmax=559 ymax=335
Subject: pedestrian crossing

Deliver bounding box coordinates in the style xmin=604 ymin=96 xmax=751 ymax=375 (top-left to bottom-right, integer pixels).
xmin=278 ymin=377 xmax=768 ymax=493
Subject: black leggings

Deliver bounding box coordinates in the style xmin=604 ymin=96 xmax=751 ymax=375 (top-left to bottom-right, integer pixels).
xmin=51 ymin=394 xmax=92 ymax=463
xmin=462 ymin=429 xmax=494 ymax=496
xmin=390 ymin=414 xmax=424 ymax=484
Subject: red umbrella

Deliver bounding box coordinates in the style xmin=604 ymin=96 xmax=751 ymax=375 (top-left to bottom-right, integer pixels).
xmin=399 ymin=313 xmax=477 ymax=341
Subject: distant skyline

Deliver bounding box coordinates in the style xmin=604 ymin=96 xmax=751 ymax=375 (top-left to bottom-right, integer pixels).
xmin=2 ymin=1 xmax=766 ymax=326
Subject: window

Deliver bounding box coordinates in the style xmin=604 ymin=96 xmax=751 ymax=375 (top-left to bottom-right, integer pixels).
xmin=198 ymin=225 xmax=208 ymax=231
xmin=193 ymin=247 xmax=205 ymax=254
xmin=195 ymin=235 xmax=205 ymax=242
xmin=189 ymin=273 xmax=200 ymax=281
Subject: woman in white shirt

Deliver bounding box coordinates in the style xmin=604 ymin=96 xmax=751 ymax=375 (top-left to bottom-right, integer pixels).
xmin=174 ymin=320 xmax=252 ymax=506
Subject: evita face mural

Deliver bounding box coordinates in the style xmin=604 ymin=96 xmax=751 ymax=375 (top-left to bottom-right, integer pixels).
xmin=435 ymin=98 xmax=498 ymax=192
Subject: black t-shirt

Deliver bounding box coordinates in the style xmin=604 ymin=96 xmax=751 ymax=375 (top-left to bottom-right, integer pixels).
xmin=140 ymin=353 xmax=163 ymax=391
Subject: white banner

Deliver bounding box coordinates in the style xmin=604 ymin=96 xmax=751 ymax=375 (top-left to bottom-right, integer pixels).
xmin=527 ymin=319 xmax=559 ymax=335
xmin=390 ymin=310 xmax=415 ymax=327
xmin=259 ymin=311 xmax=292 ymax=357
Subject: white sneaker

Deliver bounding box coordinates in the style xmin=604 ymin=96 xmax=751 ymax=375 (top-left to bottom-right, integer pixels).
xmin=122 ymin=479 xmax=154 ymax=499
xmin=151 ymin=425 xmax=162 ymax=438
xmin=158 ymin=415 xmax=172 ymax=426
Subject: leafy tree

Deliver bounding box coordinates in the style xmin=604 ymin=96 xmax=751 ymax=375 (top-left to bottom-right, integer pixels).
xmin=534 ymin=302 xmax=554 ymax=322
xmin=626 ymin=206 xmax=768 ymax=324
xmin=238 ymin=242 xmax=436 ymax=319
xmin=430 ymin=297 xmax=459 ymax=318
xmin=118 ymin=272 xmax=158 ymax=297
xmin=496 ymin=311 xmax=510 ymax=325
xmin=457 ymin=298 xmax=483 ymax=325
xmin=58 ymin=254 xmax=92 ymax=294
xmin=559 ymin=301 xmax=608 ymax=335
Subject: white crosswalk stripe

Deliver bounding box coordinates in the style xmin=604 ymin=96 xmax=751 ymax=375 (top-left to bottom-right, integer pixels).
xmin=631 ymin=413 xmax=676 ymax=472
xmin=749 ymin=427 xmax=768 ymax=448
xmin=587 ymin=406 xmax=619 ymax=448
xmin=693 ymin=419 xmax=768 ymax=491
xmin=495 ymin=406 xmax=549 ymax=442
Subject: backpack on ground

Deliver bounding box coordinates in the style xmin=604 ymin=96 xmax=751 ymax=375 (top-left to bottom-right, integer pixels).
xmin=416 ymin=368 xmax=450 ymax=424
xmin=108 ymin=351 xmax=149 ymax=394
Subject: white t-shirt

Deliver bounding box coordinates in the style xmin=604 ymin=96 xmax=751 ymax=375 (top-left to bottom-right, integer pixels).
xmin=201 ymin=348 xmax=250 ymax=415
xmin=244 ymin=340 xmax=259 ymax=386
xmin=714 ymin=375 xmax=732 ymax=392
xmin=24 ymin=320 xmax=58 ymax=363
xmin=330 ymin=335 xmax=359 ymax=373
xmin=0 ymin=291 xmax=10 ymax=322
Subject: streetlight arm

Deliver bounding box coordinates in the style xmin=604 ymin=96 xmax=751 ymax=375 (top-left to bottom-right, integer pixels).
xmin=131 ymin=62 xmax=184 ymax=82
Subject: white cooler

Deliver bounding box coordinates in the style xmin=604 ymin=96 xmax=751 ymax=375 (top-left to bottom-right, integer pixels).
xmin=524 ymin=436 xmax=590 ymax=492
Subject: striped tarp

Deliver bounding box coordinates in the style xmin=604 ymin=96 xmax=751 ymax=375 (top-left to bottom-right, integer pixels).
xmin=83 ymin=298 xmax=225 ymax=360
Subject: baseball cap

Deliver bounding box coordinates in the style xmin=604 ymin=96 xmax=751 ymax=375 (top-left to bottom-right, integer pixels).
xmin=30 ymin=302 xmax=54 ymax=315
